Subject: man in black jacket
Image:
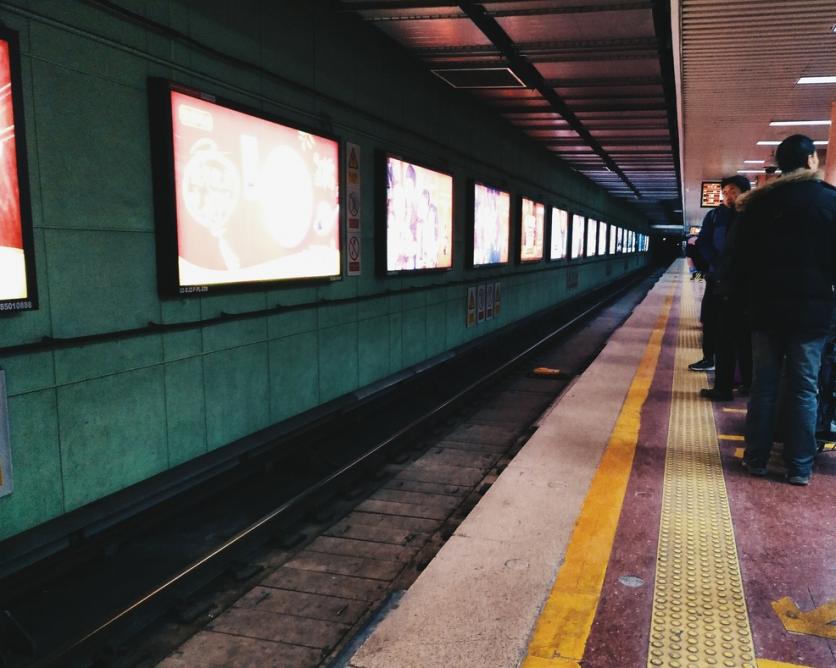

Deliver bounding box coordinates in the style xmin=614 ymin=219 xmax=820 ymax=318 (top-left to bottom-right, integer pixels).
xmin=735 ymin=134 xmax=836 ymax=485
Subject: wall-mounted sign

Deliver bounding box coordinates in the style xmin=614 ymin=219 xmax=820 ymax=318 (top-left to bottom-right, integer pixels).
xmin=0 ymin=29 xmax=36 ymax=312
xmin=346 ymin=142 xmax=361 ymax=276
xmin=701 ymin=181 xmax=723 ymax=208
xmin=0 ymin=370 xmax=12 ymax=498
xmin=466 ymin=286 xmax=476 ymax=328
xmin=477 ymin=284 xmax=486 ymax=323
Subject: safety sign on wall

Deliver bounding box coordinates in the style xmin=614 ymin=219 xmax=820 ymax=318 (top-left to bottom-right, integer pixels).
xmin=466 ymin=287 xmax=476 ymax=328
xmin=494 ymin=282 xmax=502 ymax=317
xmin=486 ymin=283 xmax=494 ymax=320
xmin=0 ymin=370 xmax=12 ymax=498
xmin=346 ymin=142 xmax=362 ymax=276
xmin=477 ymin=284 xmax=486 ymax=323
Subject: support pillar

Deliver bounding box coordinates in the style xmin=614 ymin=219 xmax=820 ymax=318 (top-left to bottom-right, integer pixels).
xmin=825 ymin=101 xmax=836 ymax=186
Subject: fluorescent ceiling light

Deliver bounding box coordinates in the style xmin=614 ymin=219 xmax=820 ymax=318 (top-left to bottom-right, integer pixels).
xmin=738 ymin=170 xmax=765 ymax=174
xmin=797 ymin=76 xmax=836 ymax=84
xmin=769 ymin=120 xmax=831 ymax=126
xmin=743 ymin=160 xmax=764 ymax=163
xmin=757 ymin=140 xmax=829 ymax=146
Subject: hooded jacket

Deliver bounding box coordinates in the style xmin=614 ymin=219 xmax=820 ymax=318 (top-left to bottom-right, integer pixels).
xmin=733 ymin=169 xmax=836 ymax=334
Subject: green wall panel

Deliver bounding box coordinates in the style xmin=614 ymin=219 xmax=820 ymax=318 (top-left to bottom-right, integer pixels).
xmin=45 ymin=229 xmax=160 ymax=338
xmin=358 ymin=315 xmax=390 ymax=387
xmin=204 ymin=343 xmax=269 ymax=450
xmin=0 ymin=1 xmax=652 ymax=542
xmin=57 ymin=367 xmax=167 ymax=511
xmin=165 ymin=357 xmax=208 ymax=467
xmin=0 ymin=390 xmax=63 ymax=541
xmin=33 ymin=62 xmax=152 ymax=233
xmin=318 ymin=322 xmax=359 ymax=403
xmin=269 ymin=333 xmax=319 ymax=422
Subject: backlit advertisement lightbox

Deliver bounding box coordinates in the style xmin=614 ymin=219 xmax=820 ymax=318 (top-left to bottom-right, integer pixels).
xmin=597 ymin=221 xmax=607 ymax=255
xmin=571 ymin=214 xmax=585 ymax=259
xmin=472 ymin=181 xmax=510 ymax=267
xmin=609 ymin=225 xmax=616 ymax=255
xmin=0 ymin=29 xmax=35 ymax=311
xmin=150 ymin=81 xmax=341 ymax=294
xmin=385 ymin=155 xmax=453 ymax=273
xmin=519 ymin=197 xmax=544 ymax=262
xmin=586 ymin=218 xmax=597 ymax=257
xmin=549 ymin=207 xmax=568 ymax=260
xmin=616 ymin=227 xmax=624 ymax=253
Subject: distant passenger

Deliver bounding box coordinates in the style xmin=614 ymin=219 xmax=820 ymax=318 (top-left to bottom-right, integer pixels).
xmin=734 ymin=134 xmax=836 ymax=485
xmin=688 ymin=178 xmax=742 ymax=371
xmin=700 ymin=175 xmax=753 ymax=401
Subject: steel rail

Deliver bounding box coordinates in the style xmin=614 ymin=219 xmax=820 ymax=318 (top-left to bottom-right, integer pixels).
xmin=32 ymin=268 xmax=657 ymax=667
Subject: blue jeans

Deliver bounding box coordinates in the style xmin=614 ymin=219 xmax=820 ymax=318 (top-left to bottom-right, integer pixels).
xmin=744 ymin=330 xmax=826 ymax=476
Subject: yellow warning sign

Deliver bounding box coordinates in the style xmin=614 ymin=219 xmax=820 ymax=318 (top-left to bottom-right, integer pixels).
xmin=772 ymin=597 xmax=836 ymax=639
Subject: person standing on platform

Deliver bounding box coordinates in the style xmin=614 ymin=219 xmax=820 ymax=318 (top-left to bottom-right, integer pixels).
xmin=700 ymin=175 xmax=753 ymax=401
xmin=688 ymin=178 xmax=743 ymax=371
xmin=735 ymin=134 xmax=836 ymax=485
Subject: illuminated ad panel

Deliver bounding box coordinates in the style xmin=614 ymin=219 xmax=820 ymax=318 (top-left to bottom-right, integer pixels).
xmin=0 ymin=32 xmax=34 ymax=311
xmin=549 ymin=207 xmax=568 ymax=260
xmin=519 ymin=197 xmax=544 ymax=262
xmin=597 ymin=220 xmax=607 ymax=255
xmin=571 ymin=214 xmax=585 ymax=259
xmin=472 ymin=182 xmax=510 ymax=267
xmin=386 ymin=156 xmax=453 ymax=272
xmin=608 ymin=225 xmax=616 ymax=255
xmin=616 ymin=227 xmax=624 ymax=253
xmin=167 ymin=89 xmax=340 ymax=290
xmin=586 ymin=218 xmax=597 ymax=257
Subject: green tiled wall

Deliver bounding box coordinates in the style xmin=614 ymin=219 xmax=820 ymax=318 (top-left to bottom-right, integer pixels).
xmin=0 ymin=1 xmax=650 ymax=541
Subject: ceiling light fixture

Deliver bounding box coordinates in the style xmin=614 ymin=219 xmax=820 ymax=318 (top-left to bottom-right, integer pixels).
xmin=797 ymin=76 xmax=836 ymax=84
xmin=769 ymin=120 xmax=832 ymax=126
xmin=743 ymin=160 xmax=765 ymax=163
xmin=757 ymin=140 xmax=828 ymax=146
xmin=737 ymin=169 xmax=765 ymax=174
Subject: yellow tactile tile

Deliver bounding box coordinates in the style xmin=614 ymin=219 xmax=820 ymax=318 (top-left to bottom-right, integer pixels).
xmin=647 ymin=274 xmax=757 ymax=668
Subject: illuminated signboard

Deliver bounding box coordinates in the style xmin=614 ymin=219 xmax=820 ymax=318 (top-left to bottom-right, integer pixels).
xmin=586 ymin=218 xmax=598 ymax=257
xmin=549 ymin=207 xmax=568 ymax=260
xmin=519 ymin=197 xmax=545 ymax=262
xmin=571 ymin=214 xmax=585 ymax=259
xmin=701 ymin=181 xmax=723 ymax=208
xmin=609 ymin=225 xmax=616 ymax=255
xmin=597 ymin=221 xmax=607 ymax=255
xmin=0 ymin=29 xmax=35 ymax=312
xmin=616 ymin=227 xmax=624 ymax=253
xmin=472 ymin=181 xmax=510 ymax=267
xmin=384 ymin=155 xmax=453 ymax=273
xmin=150 ymin=81 xmax=341 ymax=294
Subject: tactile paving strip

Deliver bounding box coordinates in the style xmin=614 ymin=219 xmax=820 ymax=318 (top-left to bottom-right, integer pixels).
xmin=647 ymin=270 xmax=757 ymax=668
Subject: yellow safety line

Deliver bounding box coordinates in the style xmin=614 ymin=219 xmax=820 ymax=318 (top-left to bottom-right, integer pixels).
xmin=722 ymin=407 xmax=747 ymax=414
xmin=719 ymin=433 xmax=745 ymax=441
xmin=521 ymin=288 xmax=675 ymax=666
xmin=758 ymin=660 xmax=813 ymax=668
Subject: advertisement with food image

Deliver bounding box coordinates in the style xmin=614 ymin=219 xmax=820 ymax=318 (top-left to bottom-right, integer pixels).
xmin=170 ymin=90 xmax=341 ymax=288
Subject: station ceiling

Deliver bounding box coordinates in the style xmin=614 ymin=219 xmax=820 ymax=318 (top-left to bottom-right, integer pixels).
xmin=675 ymin=0 xmax=835 ymax=231
xmin=337 ymin=1 xmax=683 ymax=230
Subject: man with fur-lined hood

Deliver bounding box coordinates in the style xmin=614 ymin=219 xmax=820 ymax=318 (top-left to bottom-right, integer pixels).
xmin=733 ymin=134 xmax=836 ymax=485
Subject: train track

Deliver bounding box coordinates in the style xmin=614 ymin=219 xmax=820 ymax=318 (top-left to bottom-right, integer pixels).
xmin=0 ymin=269 xmax=660 ymax=668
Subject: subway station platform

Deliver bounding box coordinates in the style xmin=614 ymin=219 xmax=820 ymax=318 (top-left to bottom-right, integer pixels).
xmin=349 ymin=260 xmax=836 ymax=668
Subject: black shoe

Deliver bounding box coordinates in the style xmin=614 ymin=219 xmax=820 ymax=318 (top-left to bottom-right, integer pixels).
xmin=742 ymin=460 xmax=768 ymax=476
xmin=787 ymin=473 xmax=811 ymax=486
xmin=700 ymin=388 xmax=733 ymax=401
xmin=735 ymin=385 xmax=750 ymax=397
xmin=688 ymin=358 xmax=715 ymax=371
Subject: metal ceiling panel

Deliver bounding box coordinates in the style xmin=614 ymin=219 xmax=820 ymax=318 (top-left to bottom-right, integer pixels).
xmin=341 ymin=0 xmax=683 ymax=227
xmin=676 ymin=0 xmax=836 ymax=230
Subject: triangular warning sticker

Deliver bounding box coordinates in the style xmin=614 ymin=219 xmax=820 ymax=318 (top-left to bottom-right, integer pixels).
xmin=468 ymin=293 xmax=475 ymax=309
xmin=348 ymin=148 xmax=359 ymax=170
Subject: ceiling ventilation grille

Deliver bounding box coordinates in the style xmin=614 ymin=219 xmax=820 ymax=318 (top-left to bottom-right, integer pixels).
xmin=431 ymin=67 xmax=526 ymax=89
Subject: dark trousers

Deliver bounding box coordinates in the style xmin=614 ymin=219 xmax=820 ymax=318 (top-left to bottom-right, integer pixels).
xmin=700 ymin=279 xmax=716 ymax=358
xmin=714 ymin=295 xmax=752 ymax=393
